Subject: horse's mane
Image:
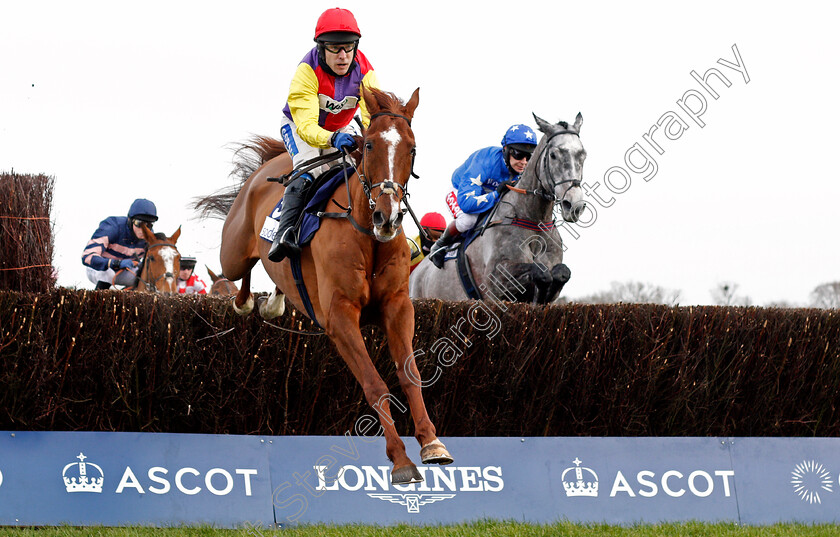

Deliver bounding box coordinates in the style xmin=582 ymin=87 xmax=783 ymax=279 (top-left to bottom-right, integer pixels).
xmin=193 ymin=91 xmax=405 ymax=221
xmin=193 ymin=136 xmax=287 ymax=220
xmin=366 ymin=88 xmax=405 ymax=115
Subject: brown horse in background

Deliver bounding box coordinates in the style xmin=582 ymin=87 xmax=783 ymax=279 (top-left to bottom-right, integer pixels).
xmin=135 ymin=225 xmax=181 ymax=293
xmin=206 ymin=266 xmax=239 ymax=296
xmin=195 ymin=88 xmax=452 ymax=484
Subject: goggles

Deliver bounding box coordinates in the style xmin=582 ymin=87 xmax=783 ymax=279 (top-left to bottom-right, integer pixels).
xmin=132 ymin=219 xmax=153 ymax=229
xmin=323 ymin=41 xmax=357 ymax=54
xmin=509 ymin=148 xmax=533 ymax=161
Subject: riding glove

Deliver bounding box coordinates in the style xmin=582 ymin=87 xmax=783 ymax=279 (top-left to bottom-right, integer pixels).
xmin=110 ymin=258 xmax=137 ymax=271
xmin=331 ymin=132 xmax=357 ymax=153
xmin=495 ymin=179 xmax=515 ymax=195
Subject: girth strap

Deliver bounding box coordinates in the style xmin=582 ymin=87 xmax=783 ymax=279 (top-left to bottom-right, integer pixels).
xmin=289 ymin=255 xmax=322 ymax=329
xmin=456 ymin=244 xmax=482 ymax=300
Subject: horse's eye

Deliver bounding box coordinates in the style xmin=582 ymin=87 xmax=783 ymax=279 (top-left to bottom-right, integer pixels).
xmin=365 ymin=141 xmax=373 ymax=151
xmin=410 ymin=147 xmax=417 ymax=156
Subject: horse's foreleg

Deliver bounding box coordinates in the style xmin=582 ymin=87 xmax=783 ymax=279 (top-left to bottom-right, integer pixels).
xmin=382 ymin=295 xmax=453 ymax=466
xmin=232 ymin=272 xmax=254 ymax=315
xmin=545 ymin=263 xmax=572 ymax=303
xmin=258 ymin=286 xmax=286 ymax=319
xmin=326 ymin=296 xmax=420 ymax=485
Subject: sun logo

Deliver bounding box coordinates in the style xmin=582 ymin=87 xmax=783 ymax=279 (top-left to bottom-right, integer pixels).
xmin=790 ymin=460 xmax=833 ymax=504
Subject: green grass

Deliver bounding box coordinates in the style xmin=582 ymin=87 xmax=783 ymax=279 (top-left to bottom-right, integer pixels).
xmin=0 ymin=522 xmax=838 ymax=537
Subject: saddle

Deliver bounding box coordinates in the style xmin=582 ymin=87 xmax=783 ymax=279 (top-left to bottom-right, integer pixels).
xmin=260 ymin=163 xmax=356 ymax=248
xmin=259 ymin=163 xmax=355 ymax=329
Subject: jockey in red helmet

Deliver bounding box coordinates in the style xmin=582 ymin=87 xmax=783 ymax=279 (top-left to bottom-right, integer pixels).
xmin=408 ymin=212 xmax=448 ymax=273
xmin=269 ymin=7 xmax=380 ymax=263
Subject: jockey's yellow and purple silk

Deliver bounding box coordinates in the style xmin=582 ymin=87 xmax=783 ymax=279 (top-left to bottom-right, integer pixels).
xmin=282 ymin=48 xmax=379 ymax=148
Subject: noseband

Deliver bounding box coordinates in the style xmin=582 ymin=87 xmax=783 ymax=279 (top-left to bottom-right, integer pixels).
xmin=139 ymin=242 xmax=178 ymax=292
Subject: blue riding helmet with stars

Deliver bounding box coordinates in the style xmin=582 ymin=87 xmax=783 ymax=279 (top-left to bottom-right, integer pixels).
xmin=500 ymin=124 xmax=538 ymax=150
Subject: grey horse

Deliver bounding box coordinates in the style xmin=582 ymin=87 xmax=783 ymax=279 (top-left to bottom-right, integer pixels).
xmin=409 ymin=113 xmax=586 ymax=303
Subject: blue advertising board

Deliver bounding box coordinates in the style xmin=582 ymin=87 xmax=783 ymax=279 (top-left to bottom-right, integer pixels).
xmin=732 ymin=437 xmax=840 ymax=524
xmin=2 ymin=432 xmax=840 ymax=527
xmin=268 ymin=436 xmax=739 ymax=526
xmin=0 ymin=431 xmax=273 ymax=527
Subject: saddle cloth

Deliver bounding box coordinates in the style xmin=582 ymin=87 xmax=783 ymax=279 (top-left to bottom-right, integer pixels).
xmin=437 ymin=209 xmax=491 ymax=265
xmin=259 ymin=165 xmax=355 ymax=247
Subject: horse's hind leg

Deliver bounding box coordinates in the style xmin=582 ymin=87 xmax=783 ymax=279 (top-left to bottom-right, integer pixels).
xmin=232 ymin=271 xmax=254 ymax=315
xmin=382 ymin=294 xmax=453 ymax=466
xmin=326 ymin=296 xmax=421 ymax=485
xmin=259 ymin=286 xmax=286 ymax=319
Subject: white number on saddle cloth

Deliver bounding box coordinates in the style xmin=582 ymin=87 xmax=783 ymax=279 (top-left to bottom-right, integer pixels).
xmin=259 ymin=216 xmax=280 ymax=242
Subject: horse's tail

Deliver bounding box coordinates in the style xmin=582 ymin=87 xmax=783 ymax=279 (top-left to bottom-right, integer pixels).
xmin=192 ymin=136 xmax=288 ymax=220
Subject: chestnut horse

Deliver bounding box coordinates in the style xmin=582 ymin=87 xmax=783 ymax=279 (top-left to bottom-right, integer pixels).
xmin=195 ymin=88 xmax=452 ymax=484
xmin=206 ymin=266 xmax=238 ymax=296
xmin=134 ymin=225 xmax=181 ymax=293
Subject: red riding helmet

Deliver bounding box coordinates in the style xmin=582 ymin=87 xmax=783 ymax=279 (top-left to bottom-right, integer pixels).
xmin=420 ymin=212 xmax=446 ymax=231
xmin=314 ymin=8 xmax=362 ymax=42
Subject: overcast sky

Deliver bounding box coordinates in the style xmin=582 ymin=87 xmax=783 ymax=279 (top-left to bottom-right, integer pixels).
xmin=2 ymin=1 xmax=838 ymax=306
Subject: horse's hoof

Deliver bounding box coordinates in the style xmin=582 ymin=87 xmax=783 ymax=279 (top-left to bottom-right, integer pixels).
xmin=391 ymin=463 xmax=423 ymax=485
xmin=421 ymin=439 xmax=453 ymax=465
xmin=232 ymin=295 xmax=254 ymax=316
xmin=258 ymin=292 xmax=286 ymax=320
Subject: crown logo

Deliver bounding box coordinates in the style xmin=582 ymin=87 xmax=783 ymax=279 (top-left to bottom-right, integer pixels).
xmin=62 ymin=452 xmax=104 ymax=493
xmin=561 ymin=457 xmax=598 ymax=497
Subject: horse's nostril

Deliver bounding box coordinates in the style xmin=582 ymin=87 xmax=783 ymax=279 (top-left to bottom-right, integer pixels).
xmin=372 ymin=211 xmax=385 ymax=227
xmin=573 ymin=202 xmax=586 ymax=218
xmin=561 ymin=200 xmax=572 ymax=213
xmin=394 ymin=213 xmax=403 ymax=227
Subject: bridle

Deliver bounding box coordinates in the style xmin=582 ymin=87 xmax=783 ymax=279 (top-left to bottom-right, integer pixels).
xmin=321 ymin=111 xmax=429 ymax=240
xmin=138 ymin=242 xmax=178 ymax=292
xmin=508 ymin=129 xmax=582 ymax=203
xmin=356 ymin=111 xmax=420 ymax=208
xmin=212 ymin=276 xmax=237 ymax=294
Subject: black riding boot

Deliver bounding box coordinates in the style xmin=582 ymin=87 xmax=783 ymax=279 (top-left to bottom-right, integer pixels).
xmin=268 ymin=173 xmax=313 ymax=262
xmin=94 ymin=281 xmax=112 ymax=290
xmin=428 ymin=221 xmax=461 ymax=269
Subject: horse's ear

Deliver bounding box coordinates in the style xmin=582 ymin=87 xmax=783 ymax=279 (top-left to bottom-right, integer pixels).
xmin=170 ymin=226 xmax=181 ymax=243
xmin=533 ymin=113 xmax=553 ymax=134
xmin=404 ymin=88 xmax=420 ymax=120
xmin=141 ymin=224 xmax=156 ymax=243
xmin=362 ymin=86 xmax=379 ymax=116
xmin=573 ymin=112 xmax=583 ymax=132
xmin=206 ymin=265 xmax=219 ymax=281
